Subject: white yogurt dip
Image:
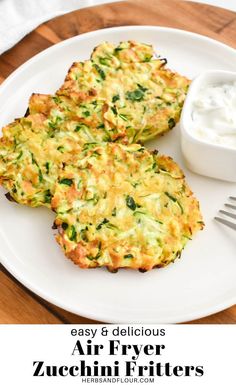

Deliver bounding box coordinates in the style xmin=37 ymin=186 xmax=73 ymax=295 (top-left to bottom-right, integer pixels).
xmin=191 ymin=81 xmax=236 ymax=149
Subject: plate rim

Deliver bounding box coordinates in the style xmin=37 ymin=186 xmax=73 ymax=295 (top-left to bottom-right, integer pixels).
xmin=1 ymin=247 xmax=236 ymax=323
xmin=1 ymin=25 xmax=235 ymax=93
xmin=0 ymin=25 xmax=235 ymax=323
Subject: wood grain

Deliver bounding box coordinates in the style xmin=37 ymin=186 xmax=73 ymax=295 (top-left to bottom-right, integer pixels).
xmin=0 ymin=0 xmax=235 ymax=324
xmin=188 ymin=306 xmax=236 ymax=324
xmin=0 ymin=268 xmax=61 ymax=324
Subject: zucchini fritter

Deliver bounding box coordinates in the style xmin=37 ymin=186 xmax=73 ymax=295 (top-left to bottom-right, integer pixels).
xmin=0 ymin=40 xmax=190 ymax=207
xmin=0 ymin=40 xmax=204 ymax=273
xmin=52 ymin=143 xmax=204 ymax=271
xmin=58 ymin=41 xmax=190 ymax=143
xmin=0 ymin=113 xmax=82 ymax=207
xmin=29 ymin=93 xmax=127 ymax=143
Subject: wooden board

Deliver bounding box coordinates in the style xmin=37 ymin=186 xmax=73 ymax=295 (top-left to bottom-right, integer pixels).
xmin=0 ymin=0 xmax=235 ymax=324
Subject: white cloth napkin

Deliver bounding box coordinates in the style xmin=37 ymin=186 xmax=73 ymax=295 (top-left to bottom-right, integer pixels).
xmin=0 ymin=0 xmax=118 ymax=55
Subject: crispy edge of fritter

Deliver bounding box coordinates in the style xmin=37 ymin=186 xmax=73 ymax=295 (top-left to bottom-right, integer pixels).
xmin=53 ymin=148 xmax=204 ymax=272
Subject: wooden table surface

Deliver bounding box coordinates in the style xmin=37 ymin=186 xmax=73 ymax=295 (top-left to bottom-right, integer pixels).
xmin=0 ymin=0 xmax=235 ymax=324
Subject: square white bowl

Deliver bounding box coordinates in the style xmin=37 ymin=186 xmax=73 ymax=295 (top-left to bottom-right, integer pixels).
xmin=180 ymin=70 xmax=236 ymax=182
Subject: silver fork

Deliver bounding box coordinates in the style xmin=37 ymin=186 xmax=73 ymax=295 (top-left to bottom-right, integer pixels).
xmin=215 ymin=196 xmax=236 ymax=230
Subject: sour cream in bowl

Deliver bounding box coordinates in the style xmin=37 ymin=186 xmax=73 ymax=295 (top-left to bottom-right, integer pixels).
xmin=180 ymin=70 xmax=236 ymax=182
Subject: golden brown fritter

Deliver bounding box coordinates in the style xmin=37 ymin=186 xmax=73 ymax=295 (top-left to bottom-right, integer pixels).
xmin=52 ymin=143 xmax=204 ymax=271
xmin=0 ymin=41 xmax=204 ymax=273
xmin=0 ymin=41 xmax=190 ymax=207
xmin=57 ymin=41 xmax=190 ymax=143
xmin=0 ymin=113 xmax=82 ymax=207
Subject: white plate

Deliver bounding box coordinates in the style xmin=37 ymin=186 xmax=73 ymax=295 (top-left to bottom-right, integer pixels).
xmin=0 ymin=26 xmax=236 ymax=324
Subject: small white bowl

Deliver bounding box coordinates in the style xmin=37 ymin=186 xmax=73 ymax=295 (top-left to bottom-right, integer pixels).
xmin=180 ymin=70 xmax=236 ymax=182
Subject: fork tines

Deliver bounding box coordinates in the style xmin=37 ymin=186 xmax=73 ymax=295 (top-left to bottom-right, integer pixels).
xmin=215 ymin=197 xmax=236 ymax=230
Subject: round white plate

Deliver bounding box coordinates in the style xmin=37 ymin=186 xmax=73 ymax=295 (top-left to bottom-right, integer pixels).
xmin=0 ymin=26 xmax=235 ymax=323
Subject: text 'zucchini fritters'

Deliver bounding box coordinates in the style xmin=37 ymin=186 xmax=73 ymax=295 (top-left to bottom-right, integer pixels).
xmin=52 ymin=143 xmax=204 ymax=272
